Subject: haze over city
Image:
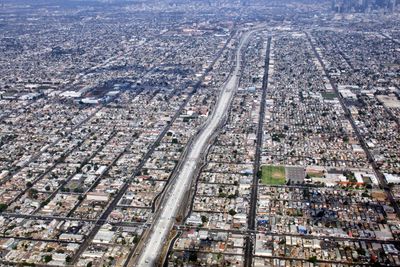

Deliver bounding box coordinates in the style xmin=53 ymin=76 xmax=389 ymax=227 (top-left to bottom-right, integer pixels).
xmin=0 ymin=0 xmax=399 ymax=266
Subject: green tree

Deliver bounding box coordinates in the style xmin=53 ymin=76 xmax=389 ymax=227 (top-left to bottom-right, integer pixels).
xmin=0 ymin=203 xmax=8 ymax=212
xmin=308 ymin=256 xmax=317 ymax=264
xmin=132 ymin=235 xmax=140 ymax=244
xmin=43 ymin=255 xmax=52 ymax=263
xmin=188 ymin=251 xmax=198 ymax=262
xmin=228 ymin=209 xmax=237 ymax=216
xmin=65 ymin=255 xmax=72 ymax=263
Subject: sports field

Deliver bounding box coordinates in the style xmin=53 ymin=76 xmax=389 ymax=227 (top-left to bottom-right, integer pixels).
xmin=260 ymin=165 xmax=286 ymax=185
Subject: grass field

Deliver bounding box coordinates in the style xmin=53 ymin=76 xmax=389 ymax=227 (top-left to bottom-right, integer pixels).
xmin=321 ymin=92 xmax=336 ymax=100
xmin=260 ymin=165 xmax=286 ymax=185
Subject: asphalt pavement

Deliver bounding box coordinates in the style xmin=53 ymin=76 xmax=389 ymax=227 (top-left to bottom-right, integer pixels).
xmin=136 ymin=29 xmax=254 ymax=266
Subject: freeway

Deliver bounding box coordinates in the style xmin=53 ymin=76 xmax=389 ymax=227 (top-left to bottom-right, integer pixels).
xmin=72 ymin=29 xmax=236 ymax=265
xmin=136 ymin=29 xmax=255 ymax=266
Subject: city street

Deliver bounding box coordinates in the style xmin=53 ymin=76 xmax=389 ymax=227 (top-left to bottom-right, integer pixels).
xmin=136 ymin=28 xmax=256 ymax=266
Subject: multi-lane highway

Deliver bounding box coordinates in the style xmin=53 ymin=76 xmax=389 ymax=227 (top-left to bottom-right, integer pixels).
xmin=136 ymin=29 xmax=255 ymax=266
